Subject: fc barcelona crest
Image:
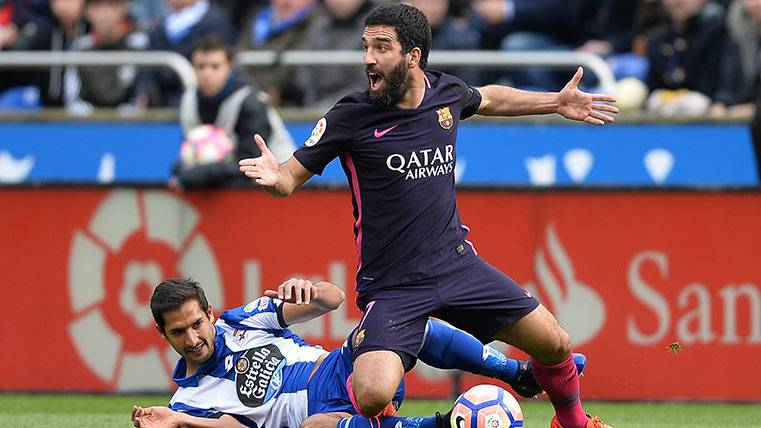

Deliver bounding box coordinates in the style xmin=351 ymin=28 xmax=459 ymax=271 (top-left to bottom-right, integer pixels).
xmin=436 ymin=106 xmax=453 ymax=129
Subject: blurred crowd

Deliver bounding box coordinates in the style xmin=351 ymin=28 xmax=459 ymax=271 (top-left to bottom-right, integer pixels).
xmin=0 ymin=0 xmax=757 ymax=117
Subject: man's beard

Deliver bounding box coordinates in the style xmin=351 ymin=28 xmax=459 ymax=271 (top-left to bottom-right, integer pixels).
xmin=368 ymin=59 xmax=410 ymax=108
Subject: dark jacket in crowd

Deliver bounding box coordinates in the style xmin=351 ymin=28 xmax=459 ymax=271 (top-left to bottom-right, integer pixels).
xmin=66 ymin=27 xmax=149 ymax=111
xmin=4 ymin=0 xmax=51 ymax=27
xmin=480 ymin=0 xmax=625 ymax=49
xmin=431 ymin=14 xmax=482 ymax=84
xmin=4 ymin=17 xmax=87 ymax=106
xmin=174 ymin=73 xmax=294 ymax=188
xmin=293 ymin=1 xmax=373 ymax=107
xmin=646 ymin=8 xmax=742 ymax=106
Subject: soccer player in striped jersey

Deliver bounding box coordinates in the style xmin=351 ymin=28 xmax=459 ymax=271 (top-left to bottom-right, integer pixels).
xmin=131 ymin=277 xmax=585 ymax=428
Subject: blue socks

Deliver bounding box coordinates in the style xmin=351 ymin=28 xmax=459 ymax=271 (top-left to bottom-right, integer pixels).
xmin=339 ymin=416 xmax=439 ymax=428
xmin=418 ymin=320 xmax=519 ymax=384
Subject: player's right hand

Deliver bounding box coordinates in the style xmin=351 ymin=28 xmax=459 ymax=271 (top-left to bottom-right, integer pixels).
xmin=265 ymin=278 xmax=315 ymax=305
xmin=239 ymin=134 xmax=279 ymax=186
xmin=132 ymin=405 xmax=142 ymax=426
xmin=131 ymin=406 xmax=180 ymax=428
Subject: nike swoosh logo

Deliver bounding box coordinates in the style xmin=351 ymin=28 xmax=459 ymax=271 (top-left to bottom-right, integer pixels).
xmin=374 ymin=125 xmax=398 ymax=138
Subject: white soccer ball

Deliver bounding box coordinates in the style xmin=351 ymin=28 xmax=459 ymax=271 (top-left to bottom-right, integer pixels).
xmin=450 ymin=384 xmax=524 ymax=428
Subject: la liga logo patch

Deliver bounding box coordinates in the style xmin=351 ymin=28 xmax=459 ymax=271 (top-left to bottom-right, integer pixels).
xmin=436 ymin=106 xmax=453 ymax=129
xmin=305 ymin=117 xmax=327 ymax=147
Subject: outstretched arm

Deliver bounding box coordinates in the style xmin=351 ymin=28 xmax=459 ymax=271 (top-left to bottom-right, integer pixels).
xmin=265 ymin=278 xmax=345 ymax=325
xmin=239 ymin=134 xmax=313 ymax=197
xmin=131 ymin=405 xmax=246 ymax=428
xmin=476 ymin=67 xmax=619 ymax=125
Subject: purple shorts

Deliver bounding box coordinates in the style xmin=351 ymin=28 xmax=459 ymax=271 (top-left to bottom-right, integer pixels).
xmin=352 ymin=258 xmax=539 ymax=369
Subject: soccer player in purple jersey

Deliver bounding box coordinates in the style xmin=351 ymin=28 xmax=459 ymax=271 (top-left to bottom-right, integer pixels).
xmin=240 ymin=4 xmax=616 ymax=428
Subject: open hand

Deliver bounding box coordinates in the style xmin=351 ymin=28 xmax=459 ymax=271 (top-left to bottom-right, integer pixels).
xmin=131 ymin=405 xmax=180 ymax=428
xmin=557 ymin=67 xmax=619 ymax=125
xmin=239 ymin=134 xmax=279 ymax=186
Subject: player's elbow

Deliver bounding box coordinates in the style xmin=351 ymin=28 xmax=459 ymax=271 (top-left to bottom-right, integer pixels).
xmin=318 ymin=281 xmax=345 ymax=310
xmin=331 ymin=288 xmax=346 ymax=310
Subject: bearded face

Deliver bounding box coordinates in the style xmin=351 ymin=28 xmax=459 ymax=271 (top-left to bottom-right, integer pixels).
xmin=362 ymin=25 xmax=417 ymax=109
xmin=367 ymin=56 xmax=411 ymax=108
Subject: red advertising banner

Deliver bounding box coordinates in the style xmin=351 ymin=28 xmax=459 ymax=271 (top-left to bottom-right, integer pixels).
xmin=1 ymin=188 xmax=760 ymax=401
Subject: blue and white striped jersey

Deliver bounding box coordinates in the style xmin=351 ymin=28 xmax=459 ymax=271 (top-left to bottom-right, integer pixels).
xmin=168 ymin=297 xmax=329 ymax=428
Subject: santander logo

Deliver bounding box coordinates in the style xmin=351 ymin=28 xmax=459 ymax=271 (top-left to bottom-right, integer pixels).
xmin=523 ymin=223 xmax=606 ymax=346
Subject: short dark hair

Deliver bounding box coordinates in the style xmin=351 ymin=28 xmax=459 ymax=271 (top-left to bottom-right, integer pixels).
xmin=150 ymin=277 xmax=210 ymax=331
xmin=364 ymin=3 xmax=432 ymax=70
xmin=191 ymin=33 xmax=234 ymax=62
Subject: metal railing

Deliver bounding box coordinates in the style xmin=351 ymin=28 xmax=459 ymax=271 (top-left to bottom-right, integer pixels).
xmin=236 ymin=50 xmax=617 ymax=94
xmin=0 ymin=49 xmax=617 ymax=95
xmin=0 ymin=51 xmax=198 ymax=90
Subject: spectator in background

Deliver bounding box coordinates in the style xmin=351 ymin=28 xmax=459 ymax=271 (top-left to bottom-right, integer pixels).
xmin=0 ymin=0 xmax=87 ymax=107
xmin=407 ymin=0 xmax=482 ymax=84
xmin=129 ymin=0 xmax=167 ymax=32
xmin=0 ymin=0 xmax=19 ymax=49
xmin=293 ymin=0 xmax=374 ymax=108
xmin=64 ymin=0 xmax=149 ymax=116
xmin=238 ymin=0 xmax=317 ymax=106
xmin=212 ymin=0 xmax=268 ymax=36
xmin=171 ymin=34 xmax=294 ymax=190
xmin=471 ymin=0 xmax=638 ymax=90
xmin=644 ymin=0 xmax=742 ymax=116
xmin=728 ymin=0 xmax=761 ymax=112
xmin=0 ymin=0 xmax=52 ymax=49
xmin=138 ymin=0 xmax=234 ymax=107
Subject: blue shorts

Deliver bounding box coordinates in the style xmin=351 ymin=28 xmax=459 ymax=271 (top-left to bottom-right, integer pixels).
xmin=353 ymin=258 xmax=539 ymax=369
xmin=306 ymin=334 xmax=405 ymax=416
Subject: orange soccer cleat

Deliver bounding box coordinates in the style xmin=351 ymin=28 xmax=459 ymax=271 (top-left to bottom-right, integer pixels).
xmin=550 ymin=415 xmax=613 ymax=428
xmin=376 ymin=401 xmax=398 ymax=418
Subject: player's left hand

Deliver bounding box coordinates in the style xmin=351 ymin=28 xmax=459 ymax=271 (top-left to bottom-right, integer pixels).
xmin=239 ymin=134 xmax=279 ymax=186
xmin=131 ymin=405 xmax=180 ymax=428
xmin=265 ymin=278 xmax=315 ymax=305
xmin=556 ymin=67 xmax=619 ymax=126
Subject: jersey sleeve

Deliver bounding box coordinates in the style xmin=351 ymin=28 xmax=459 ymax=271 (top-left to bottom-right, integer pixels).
xmin=218 ymin=297 xmax=287 ymax=331
xmin=168 ymin=401 xmax=224 ymax=419
xmin=293 ymin=103 xmax=356 ymax=175
xmin=444 ymin=73 xmax=482 ymax=120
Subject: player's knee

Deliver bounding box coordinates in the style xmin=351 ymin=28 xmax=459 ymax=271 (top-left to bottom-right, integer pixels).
xmin=353 ymin=383 xmax=395 ymax=417
xmin=352 ymin=351 xmax=404 ymax=416
xmin=548 ymin=329 xmax=573 ymax=362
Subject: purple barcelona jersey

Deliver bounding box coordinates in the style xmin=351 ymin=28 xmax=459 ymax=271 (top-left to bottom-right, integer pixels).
xmin=294 ymin=71 xmax=482 ymax=294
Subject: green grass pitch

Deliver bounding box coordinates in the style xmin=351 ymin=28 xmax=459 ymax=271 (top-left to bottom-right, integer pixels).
xmin=0 ymin=394 xmax=759 ymax=427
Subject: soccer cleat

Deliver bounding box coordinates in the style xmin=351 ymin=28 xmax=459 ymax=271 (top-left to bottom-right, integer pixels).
xmin=377 ymin=401 xmax=398 ymax=417
xmin=510 ymin=353 xmax=588 ymax=398
xmin=550 ymin=415 xmax=613 ymax=428
xmin=435 ymin=410 xmax=452 ymax=428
